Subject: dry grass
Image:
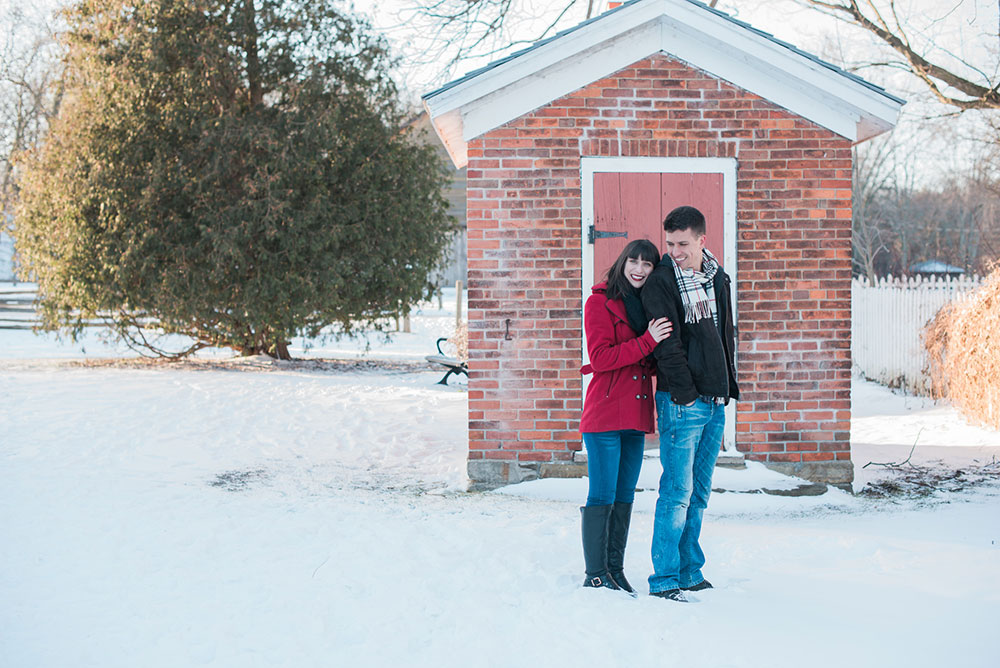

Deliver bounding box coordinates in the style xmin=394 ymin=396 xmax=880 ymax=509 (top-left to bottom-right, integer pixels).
xmin=924 ymin=266 xmax=1000 ymax=429
xmin=446 ymin=321 xmax=468 ymax=362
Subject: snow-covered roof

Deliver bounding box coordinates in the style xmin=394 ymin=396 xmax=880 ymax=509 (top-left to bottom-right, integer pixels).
xmin=422 ymin=0 xmax=905 ymax=167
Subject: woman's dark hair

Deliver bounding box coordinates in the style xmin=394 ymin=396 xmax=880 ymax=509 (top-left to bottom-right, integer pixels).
xmin=604 ymin=239 xmax=661 ymax=301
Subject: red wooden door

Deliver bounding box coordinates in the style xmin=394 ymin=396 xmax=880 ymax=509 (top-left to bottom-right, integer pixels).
xmin=589 ymin=170 xmax=730 ymax=446
xmin=593 ymin=173 xmax=661 ymax=281
xmin=593 ymin=172 xmax=724 ymax=280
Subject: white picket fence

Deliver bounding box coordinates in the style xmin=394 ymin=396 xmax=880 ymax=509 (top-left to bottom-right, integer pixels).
xmin=851 ymin=275 xmax=982 ymax=394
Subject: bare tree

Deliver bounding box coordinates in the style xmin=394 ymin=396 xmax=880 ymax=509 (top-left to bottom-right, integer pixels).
xmin=921 ymin=169 xmax=1000 ymax=274
xmin=0 ymin=4 xmax=63 ymax=282
xmin=392 ymin=0 xmax=593 ymax=76
xmin=852 ymin=146 xmax=1000 ymax=277
xmin=852 ymin=134 xmax=899 ymax=281
xmin=797 ymin=0 xmax=1000 ymax=112
xmin=0 ymin=5 xmax=63 ymax=220
xmin=799 ymin=1 xmax=1000 ymax=273
xmin=967 ymin=157 xmax=1000 ymax=268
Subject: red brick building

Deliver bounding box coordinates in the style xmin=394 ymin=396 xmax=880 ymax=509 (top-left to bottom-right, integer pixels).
xmin=423 ymin=0 xmax=903 ymax=489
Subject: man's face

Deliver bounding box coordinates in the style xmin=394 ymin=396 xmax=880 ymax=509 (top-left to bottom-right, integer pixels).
xmin=664 ymin=228 xmax=706 ymax=271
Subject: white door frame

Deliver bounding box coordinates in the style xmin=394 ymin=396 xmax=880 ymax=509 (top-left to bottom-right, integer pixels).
xmin=580 ymin=156 xmax=738 ymax=451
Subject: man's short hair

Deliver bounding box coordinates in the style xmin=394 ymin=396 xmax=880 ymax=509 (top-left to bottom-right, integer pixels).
xmin=663 ymin=205 xmax=706 ymax=236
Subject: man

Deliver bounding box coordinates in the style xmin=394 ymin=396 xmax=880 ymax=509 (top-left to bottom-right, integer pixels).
xmin=640 ymin=205 xmax=739 ymax=602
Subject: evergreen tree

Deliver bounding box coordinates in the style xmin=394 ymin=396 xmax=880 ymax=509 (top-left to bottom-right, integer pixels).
xmin=14 ymin=0 xmax=454 ymax=358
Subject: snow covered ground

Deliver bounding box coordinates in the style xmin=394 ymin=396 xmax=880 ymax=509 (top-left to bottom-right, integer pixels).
xmin=2 ymin=291 xmax=999 ymax=667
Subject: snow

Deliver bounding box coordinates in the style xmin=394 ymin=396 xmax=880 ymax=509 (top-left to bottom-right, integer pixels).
xmin=2 ymin=294 xmax=999 ymax=667
xmin=851 ymin=376 xmax=1000 ymax=492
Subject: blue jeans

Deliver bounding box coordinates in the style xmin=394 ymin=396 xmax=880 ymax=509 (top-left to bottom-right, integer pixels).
xmin=582 ymin=430 xmax=645 ymax=506
xmin=648 ymin=392 xmax=725 ymax=593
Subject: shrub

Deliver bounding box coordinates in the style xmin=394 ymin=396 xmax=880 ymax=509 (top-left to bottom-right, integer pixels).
xmin=924 ymin=266 xmax=1000 ymax=429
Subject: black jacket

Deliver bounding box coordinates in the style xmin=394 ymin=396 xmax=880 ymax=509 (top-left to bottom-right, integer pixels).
xmin=640 ymin=256 xmax=739 ymax=405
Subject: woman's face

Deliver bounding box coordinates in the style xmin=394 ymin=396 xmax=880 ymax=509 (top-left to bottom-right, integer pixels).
xmin=624 ymin=257 xmax=655 ymax=289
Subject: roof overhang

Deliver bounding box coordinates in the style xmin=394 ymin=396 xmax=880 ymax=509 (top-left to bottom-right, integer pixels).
xmin=423 ymin=0 xmax=904 ymax=168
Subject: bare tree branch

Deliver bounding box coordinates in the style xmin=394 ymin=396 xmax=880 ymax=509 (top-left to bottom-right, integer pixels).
xmin=798 ymin=0 xmax=1000 ymax=110
xmin=395 ymin=0 xmax=593 ymax=76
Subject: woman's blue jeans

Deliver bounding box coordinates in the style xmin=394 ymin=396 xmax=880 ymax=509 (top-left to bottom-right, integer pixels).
xmin=648 ymin=392 xmax=725 ymax=593
xmin=582 ymin=430 xmax=645 ymax=506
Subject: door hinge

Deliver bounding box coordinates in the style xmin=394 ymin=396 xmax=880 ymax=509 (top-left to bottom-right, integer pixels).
xmin=588 ymin=226 xmax=628 ymax=244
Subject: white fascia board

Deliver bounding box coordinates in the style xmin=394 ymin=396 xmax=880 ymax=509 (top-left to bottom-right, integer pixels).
xmin=422 ymin=102 xmax=466 ymax=168
xmin=462 ymin=21 xmax=662 ymax=143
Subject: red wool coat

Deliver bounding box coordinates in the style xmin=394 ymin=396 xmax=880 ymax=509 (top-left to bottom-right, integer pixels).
xmin=579 ymin=282 xmax=658 ymax=434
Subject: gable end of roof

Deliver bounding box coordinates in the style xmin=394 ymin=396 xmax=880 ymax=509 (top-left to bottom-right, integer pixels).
xmin=423 ymin=0 xmax=904 ymax=167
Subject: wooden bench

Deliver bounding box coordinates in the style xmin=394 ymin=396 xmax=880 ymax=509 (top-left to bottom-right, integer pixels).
xmin=425 ymin=337 xmax=468 ymax=385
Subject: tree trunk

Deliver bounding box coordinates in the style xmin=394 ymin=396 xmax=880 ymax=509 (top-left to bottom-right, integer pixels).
xmin=244 ymin=0 xmax=262 ymax=107
xmin=268 ymin=340 xmax=291 ymax=360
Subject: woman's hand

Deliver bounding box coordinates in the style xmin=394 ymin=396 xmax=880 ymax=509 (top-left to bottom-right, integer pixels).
xmin=648 ymin=317 xmax=673 ymax=343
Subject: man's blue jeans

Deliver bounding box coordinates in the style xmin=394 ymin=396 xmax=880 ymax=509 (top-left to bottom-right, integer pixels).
xmin=648 ymin=392 xmax=725 ymax=593
xmin=582 ymin=430 xmax=645 ymax=506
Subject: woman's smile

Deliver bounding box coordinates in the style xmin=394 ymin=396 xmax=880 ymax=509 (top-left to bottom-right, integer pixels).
xmin=624 ymin=257 xmax=654 ymax=288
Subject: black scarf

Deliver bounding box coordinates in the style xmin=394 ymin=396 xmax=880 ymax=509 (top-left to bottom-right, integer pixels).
xmin=622 ymin=286 xmax=647 ymax=335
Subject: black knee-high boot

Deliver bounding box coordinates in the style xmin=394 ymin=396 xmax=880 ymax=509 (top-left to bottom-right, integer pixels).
xmin=580 ymin=504 xmax=619 ymax=589
xmin=606 ymin=502 xmax=636 ymax=595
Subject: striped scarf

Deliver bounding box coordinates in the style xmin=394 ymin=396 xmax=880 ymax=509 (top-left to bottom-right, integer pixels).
xmin=671 ymin=249 xmax=720 ymax=324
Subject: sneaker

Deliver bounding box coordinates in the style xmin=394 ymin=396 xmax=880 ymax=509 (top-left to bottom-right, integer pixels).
xmin=682 ymin=580 xmax=713 ymax=592
xmin=650 ymin=588 xmax=688 ymax=602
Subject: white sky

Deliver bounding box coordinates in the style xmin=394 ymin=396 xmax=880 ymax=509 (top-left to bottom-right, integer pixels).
xmin=3 ymin=0 xmax=998 ymax=182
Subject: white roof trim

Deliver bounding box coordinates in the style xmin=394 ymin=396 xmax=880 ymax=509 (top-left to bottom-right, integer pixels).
xmin=423 ymin=0 xmax=903 ymax=168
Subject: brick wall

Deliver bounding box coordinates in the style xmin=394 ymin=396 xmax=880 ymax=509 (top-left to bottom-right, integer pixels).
xmin=466 ymin=53 xmax=854 ymax=488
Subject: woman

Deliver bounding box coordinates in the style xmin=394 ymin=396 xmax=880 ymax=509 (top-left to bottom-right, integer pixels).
xmin=580 ymin=239 xmax=671 ymax=595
